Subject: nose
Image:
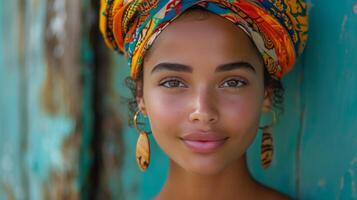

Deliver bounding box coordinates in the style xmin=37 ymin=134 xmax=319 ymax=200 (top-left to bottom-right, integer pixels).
xmin=189 ymin=88 xmax=218 ymax=124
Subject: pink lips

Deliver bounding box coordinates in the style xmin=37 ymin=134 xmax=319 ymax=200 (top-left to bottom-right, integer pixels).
xmin=180 ymin=132 xmax=228 ymax=153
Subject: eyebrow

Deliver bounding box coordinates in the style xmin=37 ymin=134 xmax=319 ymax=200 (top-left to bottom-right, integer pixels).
xmin=215 ymin=62 xmax=256 ymax=73
xmin=151 ymin=62 xmax=193 ymax=74
xmin=151 ymin=61 xmax=256 ymax=74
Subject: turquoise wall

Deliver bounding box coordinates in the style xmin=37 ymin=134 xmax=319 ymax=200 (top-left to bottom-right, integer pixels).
xmin=1 ymin=0 xmax=357 ymax=199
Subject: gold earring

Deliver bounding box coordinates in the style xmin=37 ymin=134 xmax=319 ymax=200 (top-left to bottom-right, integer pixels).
xmin=133 ymin=110 xmax=150 ymax=171
xmin=259 ymin=110 xmax=277 ymax=169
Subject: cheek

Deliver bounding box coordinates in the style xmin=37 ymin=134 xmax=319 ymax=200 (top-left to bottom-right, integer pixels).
xmin=219 ymin=89 xmax=264 ymax=135
xmin=143 ymin=89 xmax=188 ymax=135
xmin=217 ymin=91 xmax=264 ymax=158
xmin=143 ymin=89 xmax=191 ymax=159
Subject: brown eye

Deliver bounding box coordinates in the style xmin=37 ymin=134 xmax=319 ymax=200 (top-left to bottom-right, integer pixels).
xmin=160 ymin=78 xmax=186 ymax=88
xmin=220 ymin=78 xmax=247 ymax=88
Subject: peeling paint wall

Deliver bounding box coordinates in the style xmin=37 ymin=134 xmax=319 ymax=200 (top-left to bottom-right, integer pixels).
xmin=42 ymin=0 xmax=82 ymax=117
xmin=1 ymin=0 xmax=29 ymax=199
xmin=0 ymin=0 xmax=125 ymax=199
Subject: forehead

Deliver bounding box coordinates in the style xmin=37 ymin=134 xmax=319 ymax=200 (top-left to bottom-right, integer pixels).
xmin=143 ymin=9 xmax=263 ymax=72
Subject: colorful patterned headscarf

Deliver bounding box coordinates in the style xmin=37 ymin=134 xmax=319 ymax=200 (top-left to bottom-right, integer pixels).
xmin=100 ymin=0 xmax=308 ymax=80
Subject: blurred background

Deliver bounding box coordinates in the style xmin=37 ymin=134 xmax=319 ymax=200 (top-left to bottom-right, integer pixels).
xmin=0 ymin=0 xmax=357 ymax=199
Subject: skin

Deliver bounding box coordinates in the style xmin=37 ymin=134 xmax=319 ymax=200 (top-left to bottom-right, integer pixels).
xmin=136 ymin=9 xmax=290 ymax=200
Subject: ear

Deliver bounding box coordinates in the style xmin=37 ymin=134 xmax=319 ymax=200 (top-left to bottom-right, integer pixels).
xmin=261 ymin=88 xmax=273 ymax=113
xmin=136 ymin=96 xmax=147 ymax=115
xmin=136 ymin=80 xmax=147 ymax=115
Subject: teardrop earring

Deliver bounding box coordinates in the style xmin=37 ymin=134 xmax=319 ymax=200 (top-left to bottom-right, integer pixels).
xmin=133 ymin=110 xmax=150 ymax=171
xmin=259 ymin=110 xmax=277 ymax=169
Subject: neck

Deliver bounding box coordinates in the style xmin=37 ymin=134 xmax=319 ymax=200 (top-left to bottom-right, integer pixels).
xmin=155 ymin=154 xmax=260 ymax=200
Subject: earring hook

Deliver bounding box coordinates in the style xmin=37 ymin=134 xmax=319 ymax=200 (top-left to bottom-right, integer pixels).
xmin=259 ymin=110 xmax=277 ymax=130
xmin=133 ymin=110 xmax=149 ymax=134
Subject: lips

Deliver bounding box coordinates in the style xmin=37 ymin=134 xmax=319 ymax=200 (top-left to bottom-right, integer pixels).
xmin=180 ymin=132 xmax=228 ymax=153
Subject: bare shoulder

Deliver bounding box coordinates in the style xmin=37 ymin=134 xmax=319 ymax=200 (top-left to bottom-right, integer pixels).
xmin=256 ymin=185 xmax=292 ymax=200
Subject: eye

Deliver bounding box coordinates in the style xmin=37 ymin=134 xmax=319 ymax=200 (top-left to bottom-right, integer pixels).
xmin=159 ymin=78 xmax=187 ymax=88
xmin=220 ymin=78 xmax=247 ymax=88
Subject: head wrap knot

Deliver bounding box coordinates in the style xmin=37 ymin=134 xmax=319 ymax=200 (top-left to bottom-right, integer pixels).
xmin=100 ymin=0 xmax=308 ymax=80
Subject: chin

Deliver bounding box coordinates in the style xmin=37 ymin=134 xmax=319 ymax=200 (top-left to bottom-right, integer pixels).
xmin=180 ymin=155 xmax=231 ymax=176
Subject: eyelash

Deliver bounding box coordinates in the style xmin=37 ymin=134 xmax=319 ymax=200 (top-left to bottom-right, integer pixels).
xmin=219 ymin=78 xmax=247 ymax=88
xmin=159 ymin=77 xmax=187 ymax=88
xmin=159 ymin=77 xmax=247 ymax=88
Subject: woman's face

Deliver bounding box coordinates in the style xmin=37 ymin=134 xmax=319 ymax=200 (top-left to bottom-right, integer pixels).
xmin=137 ymin=10 xmax=271 ymax=175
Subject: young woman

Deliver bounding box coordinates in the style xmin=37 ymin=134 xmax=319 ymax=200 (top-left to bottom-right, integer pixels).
xmin=100 ymin=0 xmax=308 ymax=199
